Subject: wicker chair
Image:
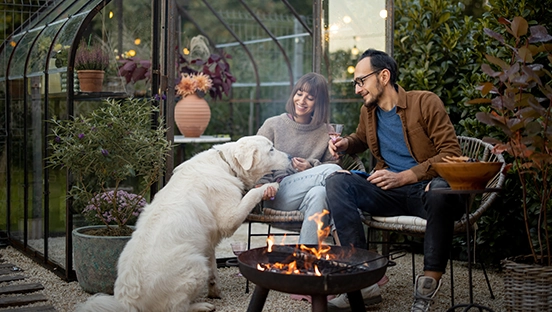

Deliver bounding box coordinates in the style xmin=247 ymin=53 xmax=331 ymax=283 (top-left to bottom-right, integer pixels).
xmin=363 ymin=136 xmax=506 ymax=304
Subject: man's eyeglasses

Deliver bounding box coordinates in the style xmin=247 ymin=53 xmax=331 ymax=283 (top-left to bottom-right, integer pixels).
xmin=352 ymin=69 xmax=382 ymax=88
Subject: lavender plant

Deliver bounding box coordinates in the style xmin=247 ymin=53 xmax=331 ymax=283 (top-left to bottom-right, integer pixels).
xmin=75 ymin=40 xmax=109 ymax=71
xmin=47 ymin=98 xmax=172 ymax=235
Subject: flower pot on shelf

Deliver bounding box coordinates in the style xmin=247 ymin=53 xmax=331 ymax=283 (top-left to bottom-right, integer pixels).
xmin=77 ymin=70 xmax=104 ymax=92
xmin=174 ymin=94 xmax=211 ymax=137
xmin=72 ymin=225 xmax=133 ymax=294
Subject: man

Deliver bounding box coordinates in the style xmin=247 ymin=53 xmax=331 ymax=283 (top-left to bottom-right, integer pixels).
xmin=326 ymin=49 xmax=465 ymax=312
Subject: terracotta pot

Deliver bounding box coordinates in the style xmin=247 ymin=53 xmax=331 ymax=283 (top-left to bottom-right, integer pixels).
xmin=77 ymin=70 xmax=104 ymax=92
xmin=174 ymin=94 xmax=211 ymax=137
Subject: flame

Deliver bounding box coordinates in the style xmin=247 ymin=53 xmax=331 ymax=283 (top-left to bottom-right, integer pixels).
xmin=267 ymin=235 xmax=274 ymax=252
xmin=308 ymin=209 xmax=331 ymax=249
xmin=314 ymin=265 xmax=321 ymax=276
xmin=256 ymin=210 xmax=339 ymax=275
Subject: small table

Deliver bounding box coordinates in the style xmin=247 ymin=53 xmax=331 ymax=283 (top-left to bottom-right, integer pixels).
xmin=433 ymin=188 xmax=500 ymax=312
xmin=174 ymin=134 xmax=231 ymax=163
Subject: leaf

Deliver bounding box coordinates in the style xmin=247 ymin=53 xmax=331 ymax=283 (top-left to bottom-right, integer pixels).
xmin=484 ymin=28 xmax=505 ymax=44
xmin=438 ymin=12 xmax=450 ymax=25
xmin=511 ymin=16 xmax=528 ymax=38
xmin=481 ymin=82 xmax=494 ymax=96
xmin=467 ymin=98 xmax=492 ymax=104
xmin=529 ymin=25 xmax=552 ymax=43
xmin=517 ymin=46 xmax=534 ymax=63
xmin=485 ymin=54 xmax=509 ymax=70
xmin=481 ymin=63 xmax=500 ymax=77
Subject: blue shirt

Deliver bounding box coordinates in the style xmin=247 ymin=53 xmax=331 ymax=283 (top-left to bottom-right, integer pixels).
xmin=376 ymin=106 xmax=418 ymax=172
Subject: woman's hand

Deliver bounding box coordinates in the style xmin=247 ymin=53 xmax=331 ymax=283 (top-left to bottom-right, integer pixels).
xmin=292 ymin=157 xmax=311 ymax=172
xmin=256 ymin=183 xmax=278 ymax=201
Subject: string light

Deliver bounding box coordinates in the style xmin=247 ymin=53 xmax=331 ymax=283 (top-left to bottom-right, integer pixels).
xmin=109 ymin=11 xmax=114 ymax=19
xmin=380 ymin=9 xmax=388 ymax=19
xmin=128 ymin=50 xmax=136 ymax=57
xmin=183 ymin=48 xmax=190 ymax=55
xmin=134 ymin=38 xmax=141 ymax=45
xmin=347 ymin=66 xmax=355 ymax=74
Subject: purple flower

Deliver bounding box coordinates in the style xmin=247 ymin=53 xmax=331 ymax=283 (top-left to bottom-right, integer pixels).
xmin=153 ymin=94 xmax=166 ymax=101
xmin=54 ymin=136 xmax=61 ymax=143
xmin=101 ymin=149 xmax=109 ymax=156
xmin=78 ymin=133 xmax=85 ymax=139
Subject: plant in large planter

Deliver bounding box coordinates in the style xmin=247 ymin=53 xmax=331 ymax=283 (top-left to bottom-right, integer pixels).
xmin=47 ymin=97 xmax=172 ymax=293
xmin=471 ymin=16 xmax=552 ymax=311
xmin=75 ymin=40 xmax=109 ymax=92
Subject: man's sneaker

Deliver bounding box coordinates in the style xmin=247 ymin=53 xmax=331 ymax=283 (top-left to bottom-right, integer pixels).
xmin=411 ymin=275 xmax=442 ymax=312
xmin=327 ymin=284 xmax=382 ymax=312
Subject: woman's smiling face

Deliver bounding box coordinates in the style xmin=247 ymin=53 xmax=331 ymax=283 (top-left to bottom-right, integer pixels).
xmin=293 ymin=88 xmax=315 ymax=121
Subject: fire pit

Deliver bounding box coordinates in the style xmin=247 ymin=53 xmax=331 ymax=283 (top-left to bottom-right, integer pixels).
xmin=238 ymin=245 xmax=388 ymax=312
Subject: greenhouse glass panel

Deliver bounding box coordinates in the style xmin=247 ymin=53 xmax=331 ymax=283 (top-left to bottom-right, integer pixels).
xmin=27 ymin=19 xmax=66 ymax=77
xmin=8 ymin=27 xmax=43 ymax=80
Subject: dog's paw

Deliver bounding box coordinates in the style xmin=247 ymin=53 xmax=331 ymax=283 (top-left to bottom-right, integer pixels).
xmin=207 ymin=281 xmax=221 ymax=299
xmin=190 ymin=302 xmax=216 ymax=312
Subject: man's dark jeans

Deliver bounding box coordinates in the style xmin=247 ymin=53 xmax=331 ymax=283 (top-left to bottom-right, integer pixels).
xmin=326 ymin=172 xmax=465 ymax=273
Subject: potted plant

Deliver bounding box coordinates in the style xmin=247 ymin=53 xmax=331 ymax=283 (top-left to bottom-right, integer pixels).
xmin=47 ymin=97 xmax=172 ymax=294
xmin=471 ymin=16 xmax=552 ymax=311
xmin=174 ymin=72 xmax=213 ymax=137
xmin=74 ymin=40 xmax=109 ymax=92
xmin=178 ymin=35 xmax=236 ymax=101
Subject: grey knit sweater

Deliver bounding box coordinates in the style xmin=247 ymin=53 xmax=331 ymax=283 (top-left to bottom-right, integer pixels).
xmin=256 ymin=113 xmax=336 ymax=184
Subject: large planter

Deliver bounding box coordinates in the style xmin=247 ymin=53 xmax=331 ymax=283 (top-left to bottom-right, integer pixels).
xmin=72 ymin=225 xmax=133 ymax=294
xmin=502 ymin=257 xmax=552 ymax=311
xmin=77 ymin=70 xmax=104 ymax=92
xmin=174 ymin=94 xmax=211 ymax=137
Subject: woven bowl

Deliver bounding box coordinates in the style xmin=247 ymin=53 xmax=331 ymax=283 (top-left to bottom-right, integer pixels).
xmin=432 ymin=161 xmax=502 ymax=190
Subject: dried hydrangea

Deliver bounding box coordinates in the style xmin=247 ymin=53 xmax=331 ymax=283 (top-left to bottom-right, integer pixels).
xmin=175 ymin=73 xmax=213 ymax=97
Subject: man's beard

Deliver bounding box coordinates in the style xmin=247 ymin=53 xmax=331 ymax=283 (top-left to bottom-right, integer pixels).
xmin=362 ymin=80 xmax=383 ymax=108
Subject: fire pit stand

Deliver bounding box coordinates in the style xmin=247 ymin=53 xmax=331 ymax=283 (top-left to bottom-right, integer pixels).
xmin=238 ymin=245 xmax=388 ymax=312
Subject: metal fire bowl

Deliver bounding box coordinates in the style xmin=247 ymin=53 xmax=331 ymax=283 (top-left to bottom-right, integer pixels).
xmin=238 ymin=245 xmax=388 ymax=296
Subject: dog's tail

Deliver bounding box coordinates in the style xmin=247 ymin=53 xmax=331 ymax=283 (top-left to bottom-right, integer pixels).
xmin=75 ymin=293 xmax=128 ymax=312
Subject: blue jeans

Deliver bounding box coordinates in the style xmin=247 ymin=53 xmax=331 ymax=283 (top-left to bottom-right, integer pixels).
xmin=325 ymin=172 xmax=465 ymax=273
xmin=264 ymin=164 xmax=341 ymax=245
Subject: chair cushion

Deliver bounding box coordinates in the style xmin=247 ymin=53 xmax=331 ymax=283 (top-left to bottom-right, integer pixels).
xmin=371 ymin=215 xmax=427 ymax=226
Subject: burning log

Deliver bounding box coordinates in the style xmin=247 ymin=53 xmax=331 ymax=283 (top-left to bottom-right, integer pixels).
xmin=261 ymin=245 xmax=370 ymax=275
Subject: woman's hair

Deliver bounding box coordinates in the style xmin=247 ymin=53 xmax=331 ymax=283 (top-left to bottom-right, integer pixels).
xmin=285 ymin=72 xmax=330 ymax=125
xmin=358 ymin=49 xmax=399 ymax=91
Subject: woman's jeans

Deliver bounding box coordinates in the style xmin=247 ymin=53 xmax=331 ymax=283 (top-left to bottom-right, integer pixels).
xmin=326 ymin=172 xmax=465 ymax=273
xmin=264 ymin=164 xmax=341 ymax=245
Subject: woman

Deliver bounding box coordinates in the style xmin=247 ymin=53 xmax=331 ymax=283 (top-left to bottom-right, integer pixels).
xmin=256 ymin=72 xmax=340 ymax=245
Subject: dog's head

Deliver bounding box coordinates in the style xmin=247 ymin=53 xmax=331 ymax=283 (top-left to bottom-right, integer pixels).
xmin=218 ymin=135 xmax=291 ymax=187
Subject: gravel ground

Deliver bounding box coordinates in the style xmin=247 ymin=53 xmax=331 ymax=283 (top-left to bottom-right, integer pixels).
xmin=0 ymin=243 xmax=505 ymax=312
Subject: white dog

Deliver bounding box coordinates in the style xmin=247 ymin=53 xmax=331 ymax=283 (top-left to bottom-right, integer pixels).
xmin=76 ymin=135 xmax=291 ymax=312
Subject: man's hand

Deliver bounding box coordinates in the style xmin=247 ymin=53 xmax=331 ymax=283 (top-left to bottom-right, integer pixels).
xmin=328 ymin=137 xmax=348 ymax=158
xmin=367 ymin=169 xmax=417 ymax=190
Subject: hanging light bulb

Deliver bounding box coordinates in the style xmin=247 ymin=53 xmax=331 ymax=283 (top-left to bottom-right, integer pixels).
xmin=347 ymin=66 xmax=355 ymax=74
xmin=134 ymin=38 xmax=141 ymax=45
xmin=183 ymin=48 xmax=190 ymax=55
xmin=351 ymin=46 xmax=359 ymax=56
xmin=128 ymin=50 xmax=136 ymax=57
xmin=109 ymin=11 xmax=114 ymax=19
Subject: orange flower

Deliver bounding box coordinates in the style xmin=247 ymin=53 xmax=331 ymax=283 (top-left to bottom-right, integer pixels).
xmin=175 ymin=73 xmax=213 ymax=97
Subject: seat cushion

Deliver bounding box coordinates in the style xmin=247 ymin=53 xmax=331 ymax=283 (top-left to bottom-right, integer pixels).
xmin=371 ymin=215 xmax=427 ymax=226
